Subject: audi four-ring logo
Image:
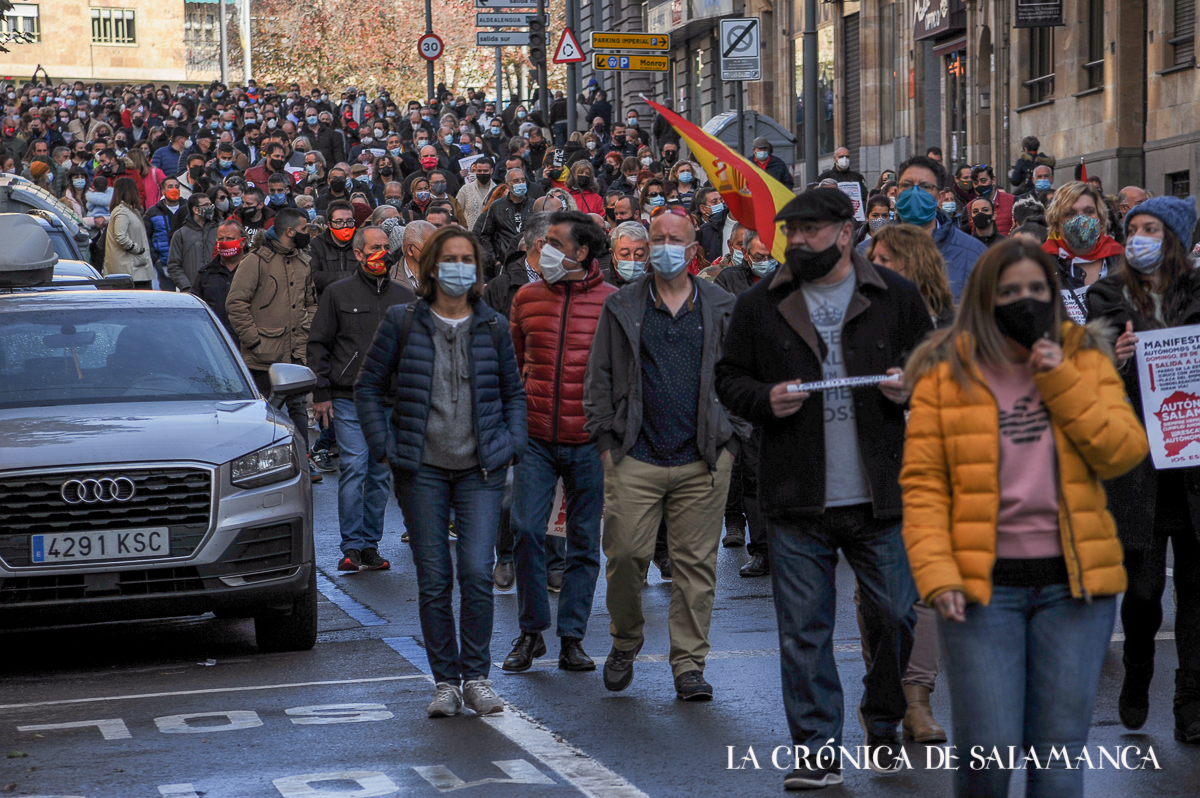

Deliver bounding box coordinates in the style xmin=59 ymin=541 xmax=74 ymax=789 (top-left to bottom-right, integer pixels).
xmin=60 ymin=477 xmax=137 ymax=504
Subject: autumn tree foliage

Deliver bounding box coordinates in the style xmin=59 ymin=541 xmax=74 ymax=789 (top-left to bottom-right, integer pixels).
xmin=248 ymin=0 xmax=564 ymax=100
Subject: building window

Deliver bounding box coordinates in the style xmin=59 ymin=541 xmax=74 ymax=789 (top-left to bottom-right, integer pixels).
xmin=880 ymin=3 xmax=895 ymax=143
xmin=91 ymin=8 xmax=137 ymax=46
xmin=1172 ymin=0 xmax=1196 ymax=66
xmin=1085 ymin=0 xmax=1104 ymax=89
xmin=2 ymin=3 xmax=40 ymax=42
xmin=1026 ymin=26 xmax=1054 ymax=104
xmin=1169 ymin=171 xmax=1191 ymax=198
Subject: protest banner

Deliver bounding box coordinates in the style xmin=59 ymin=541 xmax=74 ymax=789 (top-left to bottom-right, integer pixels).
xmin=1134 ymin=324 xmax=1200 ymax=468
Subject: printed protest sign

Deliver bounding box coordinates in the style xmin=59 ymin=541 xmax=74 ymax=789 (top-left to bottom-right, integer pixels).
xmin=837 ymin=182 xmax=866 ymax=222
xmin=1134 ymin=324 xmax=1200 ymax=468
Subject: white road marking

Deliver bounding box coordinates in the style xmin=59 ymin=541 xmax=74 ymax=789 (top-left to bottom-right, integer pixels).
xmin=155 ymin=710 xmax=263 ymax=733
xmin=159 ymin=786 xmax=201 ymax=798
xmin=273 ymin=771 xmax=399 ymax=797
xmin=413 ymin=759 xmax=555 ymax=791
xmin=17 ymin=718 xmax=131 ymax=740
xmin=383 ymin=637 xmax=651 ymax=798
xmin=0 ymin=675 xmax=430 ymax=711
xmin=286 ymin=703 xmax=394 ymax=725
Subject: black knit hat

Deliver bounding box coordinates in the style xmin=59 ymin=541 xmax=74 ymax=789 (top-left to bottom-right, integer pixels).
xmin=774 ymin=187 xmax=855 ymax=223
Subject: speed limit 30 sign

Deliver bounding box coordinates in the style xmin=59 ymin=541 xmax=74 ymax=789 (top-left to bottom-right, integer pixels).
xmin=419 ymin=33 xmax=445 ymax=61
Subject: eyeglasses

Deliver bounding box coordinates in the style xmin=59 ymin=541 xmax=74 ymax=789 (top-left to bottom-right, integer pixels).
xmin=649 ymin=205 xmax=690 ymax=220
xmin=898 ymin=180 xmax=938 ymax=193
xmin=329 ymin=220 xmax=356 ymax=229
xmin=784 ymin=220 xmax=838 ymax=237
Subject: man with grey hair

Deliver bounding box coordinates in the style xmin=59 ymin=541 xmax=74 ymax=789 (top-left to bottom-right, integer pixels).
xmin=307 ymin=224 xmax=415 ymax=572
xmin=474 ymin=167 xmax=530 ymax=278
xmin=609 ymin=220 xmax=649 ymax=287
xmin=392 ymin=219 xmax=435 ymax=292
xmin=484 ymin=212 xmax=551 ymax=320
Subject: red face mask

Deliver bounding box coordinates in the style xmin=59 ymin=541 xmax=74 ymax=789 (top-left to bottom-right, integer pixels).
xmin=331 ymin=226 xmax=355 ymax=243
xmin=363 ymin=250 xmax=388 ymax=276
xmin=214 ymin=238 xmax=243 ymax=258
xmin=420 ymin=156 xmax=439 ymax=170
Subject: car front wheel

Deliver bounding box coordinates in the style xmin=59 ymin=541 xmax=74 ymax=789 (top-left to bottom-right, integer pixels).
xmin=254 ymin=565 xmax=318 ymax=652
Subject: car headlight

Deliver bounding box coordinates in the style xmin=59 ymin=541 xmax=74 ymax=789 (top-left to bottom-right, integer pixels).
xmin=230 ymin=440 xmax=298 ymax=488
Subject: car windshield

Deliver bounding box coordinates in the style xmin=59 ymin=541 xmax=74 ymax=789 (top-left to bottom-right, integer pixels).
xmin=48 ymin=231 xmax=79 ymax=261
xmin=0 ymin=306 xmax=255 ymax=408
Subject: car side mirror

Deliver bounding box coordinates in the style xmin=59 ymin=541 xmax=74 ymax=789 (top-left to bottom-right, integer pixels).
xmin=267 ymin=363 xmax=316 ymax=409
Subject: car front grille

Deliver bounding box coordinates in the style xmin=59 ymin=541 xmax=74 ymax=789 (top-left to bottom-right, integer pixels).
xmin=0 ymin=467 xmax=213 ymax=567
xmin=0 ymin=567 xmax=205 ymax=604
xmin=210 ymin=522 xmax=298 ymax=576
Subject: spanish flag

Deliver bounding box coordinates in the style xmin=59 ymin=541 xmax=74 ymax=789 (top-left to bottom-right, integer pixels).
xmin=643 ymin=96 xmax=796 ymax=261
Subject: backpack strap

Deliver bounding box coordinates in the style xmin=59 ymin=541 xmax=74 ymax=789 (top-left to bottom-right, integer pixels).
xmin=487 ymin=316 xmax=501 ymax=352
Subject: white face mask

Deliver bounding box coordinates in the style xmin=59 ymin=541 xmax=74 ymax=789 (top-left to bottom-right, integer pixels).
xmin=836 ymin=156 xmax=849 ymax=170
xmin=538 ymin=242 xmax=581 ymax=284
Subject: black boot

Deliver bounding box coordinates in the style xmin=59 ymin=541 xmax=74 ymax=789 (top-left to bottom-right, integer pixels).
xmin=558 ymin=637 xmax=597 ymax=671
xmin=1119 ymin=656 xmax=1154 ymax=730
xmin=1175 ymin=669 xmax=1200 ymax=743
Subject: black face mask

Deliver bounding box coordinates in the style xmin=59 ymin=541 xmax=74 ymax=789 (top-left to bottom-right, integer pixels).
xmin=188 ymin=165 xmax=204 ymax=180
xmin=972 ymin=212 xmax=993 ymax=231
xmin=329 ymin=177 xmax=347 ymax=193
xmin=662 ymin=151 xmax=678 ymax=165
xmin=994 ymin=297 xmax=1055 ymax=350
xmin=475 ymin=173 xmax=491 ymax=185
xmin=576 ymin=174 xmax=592 ymax=189
xmin=289 ymin=229 xmax=311 ymax=250
xmin=785 ymin=241 xmax=843 ymax=283
xmin=605 ymin=207 xmax=616 ymax=221
xmin=268 ymin=158 xmax=285 ymax=172
xmin=613 ymin=135 xmax=626 ymax=146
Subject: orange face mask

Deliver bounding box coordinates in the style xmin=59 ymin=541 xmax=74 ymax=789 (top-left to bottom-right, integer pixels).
xmin=164 ymin=187 xmax=181 ymax=202
xmin=331 ymin=226 xmax=355 ymax=243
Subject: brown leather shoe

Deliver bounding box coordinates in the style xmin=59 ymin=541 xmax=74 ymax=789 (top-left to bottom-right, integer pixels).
xmin=903 ymin=684 xmax=947 ymax=743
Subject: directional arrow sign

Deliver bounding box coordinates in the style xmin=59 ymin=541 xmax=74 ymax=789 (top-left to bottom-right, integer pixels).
xmin=590 ymin=32 xmax=670 ymax=51
xmin=592 ymin=53 xmax=670 ymax=72
xmin=477 ymin=31 xmax=531 ymax=46
xmin=473 ymin=0 xmax=536 ymax=8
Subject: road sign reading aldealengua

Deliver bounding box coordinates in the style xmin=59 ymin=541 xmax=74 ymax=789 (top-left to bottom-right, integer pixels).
xmin=590 ymin=32 xmax=670 ymax=51
xmin=475 ymin=13 xmax=538 ymax=27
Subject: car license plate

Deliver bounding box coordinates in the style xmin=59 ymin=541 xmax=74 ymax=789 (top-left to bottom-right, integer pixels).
xmin=31 ymin=528 xmax=170 ymax=564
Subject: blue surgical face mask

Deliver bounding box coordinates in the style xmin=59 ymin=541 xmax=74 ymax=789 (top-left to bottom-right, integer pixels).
xmin=941 ymin=201 xmax=957 ymax=214
xmin=709 ymin=201 xmax=725 ymax=216
xmin=231 ymin=195 xmax=243 ymax=207
xmin=1125 ymin=234 xmax=1165 ymax=273
xmin=731 ymin=248 xmax=744 ymax=266
xmin=223 ymin=121 xmax=234 ymax=130
xmin=750 ymin=257 xmax=777 ymax=278
xmin=307 ymin=116 xmax=319 ymax=126
xmin=460 ymin=143 xmax=473 ymax=155
xmin=648 ymin=195 xmax=665 ymax=208
xmin=511 ymin=182 xmax=528 ymax=197
xmin=305 ymin=207 xmax=316 ymax=221
xmin=895 ymin=185 xmax=939 ymax=226
xmin=305 ymin=164 xmax=317 ymax=174
xmin=390 ymin=147 xmax=403 ymax=157
xmin=269 ymin=192 xmax=286 ymax=205
xmin=444 ymin=134 xmax=455 ymax=145
xmin=678 ymin=171 xmax=693 ymax=183
xmin=649 ymin=243 xmax=688 ymax=279
xmin=435 ymin=261 xmax=476 ymax=297
xmin=1034 ymin=178 xmax=1052 ymax=192
xmin=219 ymin=159 xmax=233 ymax=169
xmin=614 ymin=259 xmax=645 ymax=282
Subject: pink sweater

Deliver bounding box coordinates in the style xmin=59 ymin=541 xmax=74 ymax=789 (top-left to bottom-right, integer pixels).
xmin=979 ymin=361 xmax=1064 ymax=559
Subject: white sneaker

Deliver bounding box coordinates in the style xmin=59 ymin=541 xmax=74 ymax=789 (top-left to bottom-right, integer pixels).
xmin=462 ymin=678 xmax=504 ymax=715
xmin=427 ymin=682 xmax=463 ymax=718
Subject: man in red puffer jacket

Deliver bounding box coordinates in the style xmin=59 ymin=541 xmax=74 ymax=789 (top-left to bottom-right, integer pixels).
xmin=502 ymin=210 xmax=617 ymax=675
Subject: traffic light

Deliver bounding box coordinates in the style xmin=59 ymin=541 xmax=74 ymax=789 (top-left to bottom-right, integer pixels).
xmin=529 ymin=15 xmax=546 ymax=67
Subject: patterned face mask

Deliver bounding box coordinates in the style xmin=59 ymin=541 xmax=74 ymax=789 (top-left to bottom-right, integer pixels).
xmin=1062 ymin=213 xmax=1101 ymax=252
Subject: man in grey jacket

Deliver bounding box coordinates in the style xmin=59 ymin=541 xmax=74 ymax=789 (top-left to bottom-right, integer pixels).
xmin=583 ymin=207 xmax=748 ymax=702
xmin=167 ymin=193 xmax=219 ymax=292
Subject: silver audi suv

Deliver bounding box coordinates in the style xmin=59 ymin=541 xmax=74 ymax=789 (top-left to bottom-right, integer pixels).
xmin=0 ymin=244 xmax=319 ymax=651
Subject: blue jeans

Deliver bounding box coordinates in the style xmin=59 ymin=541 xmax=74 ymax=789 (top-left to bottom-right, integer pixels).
xmin=511 ymin=438 xmax=604 ymax=640
xmin=332 ymin=399 xmax=390 ymax=553
xmin=393 ymin=463 xmax=505 ymax=685
xmin=769 ymin=504 xmax=917 ymax=748
xmin=939 ymin=584 xmax=1116 ymax=798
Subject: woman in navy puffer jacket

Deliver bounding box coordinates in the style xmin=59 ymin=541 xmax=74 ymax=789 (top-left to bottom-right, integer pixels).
xmin=356 ymin=226 xmax=527 ymax=719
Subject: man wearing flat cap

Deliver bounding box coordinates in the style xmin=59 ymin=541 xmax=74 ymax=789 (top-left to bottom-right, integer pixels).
xmin=714 ymin=189 xmax=932 ymax=788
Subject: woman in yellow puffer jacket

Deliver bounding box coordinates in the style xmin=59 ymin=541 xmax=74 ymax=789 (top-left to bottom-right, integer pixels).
xmin=900 ymin=238 xmax=1148 ymax=798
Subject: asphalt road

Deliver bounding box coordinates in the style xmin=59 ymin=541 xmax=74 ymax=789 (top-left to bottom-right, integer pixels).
xmin=1 ymin=472 xmax=1197 ymax=797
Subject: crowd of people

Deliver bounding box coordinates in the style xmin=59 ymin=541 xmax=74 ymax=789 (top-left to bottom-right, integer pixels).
xmin=3 ymin=77 xmax=1199 ymax=796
